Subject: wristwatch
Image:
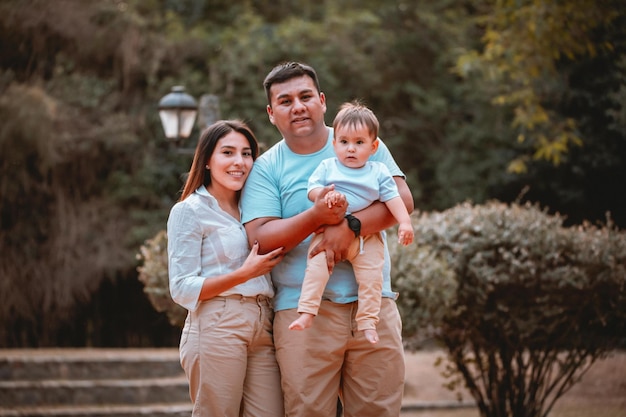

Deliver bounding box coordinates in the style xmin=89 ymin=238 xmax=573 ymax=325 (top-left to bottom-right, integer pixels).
xmin=345 ymin=214 xmax=361 ymax=238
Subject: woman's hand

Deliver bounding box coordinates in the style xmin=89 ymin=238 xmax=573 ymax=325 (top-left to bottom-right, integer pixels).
xmin=240 ymin=241 xmax=284 ymax=278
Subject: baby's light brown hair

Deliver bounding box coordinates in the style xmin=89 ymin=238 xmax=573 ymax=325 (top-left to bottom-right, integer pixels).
xmin=332 ymin=100 xmax=379 ymax=141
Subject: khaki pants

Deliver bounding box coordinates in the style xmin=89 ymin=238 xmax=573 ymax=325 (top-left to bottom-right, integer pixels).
xmin=179 ymin=295 xmax=284 ymax=417
xmin=275 ymin=298 xmax=405 ymax=417
xmin=299 ymin=233 xmax=385 ymax=330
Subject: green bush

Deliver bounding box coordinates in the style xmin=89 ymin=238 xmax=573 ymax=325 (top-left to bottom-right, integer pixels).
xmin=390 ymin=200 xmax=626 ymax=417
xmin=137 ymin=230 xmax=186 ymax=328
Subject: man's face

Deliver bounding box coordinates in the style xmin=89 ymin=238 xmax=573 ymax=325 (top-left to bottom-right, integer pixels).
xmin=266 ymin=75 xmax=327 ymax=140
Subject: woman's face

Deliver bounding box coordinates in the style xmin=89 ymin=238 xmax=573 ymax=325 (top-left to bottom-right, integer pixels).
xmin=206 ymin=131 xmax=254 ymax=194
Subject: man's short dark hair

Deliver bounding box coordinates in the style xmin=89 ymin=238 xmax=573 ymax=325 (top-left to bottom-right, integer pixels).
xmin=263 ymin=62 xmax=321 ymax=105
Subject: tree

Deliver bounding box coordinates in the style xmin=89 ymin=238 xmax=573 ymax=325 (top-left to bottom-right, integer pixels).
xmin=0 ymin=0 xmax=184 ymax=346
xmin=391 ymin=201 xmax=626 ymax=417
xmin=2 ymin=0 xmax=624 ymax=347
xmin=454 ymin=0 xmax=625 ymax=173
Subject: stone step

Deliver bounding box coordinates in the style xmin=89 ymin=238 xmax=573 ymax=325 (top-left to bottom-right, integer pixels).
xmin=0 ymin=348 xmax=480 ymax=417
xmin=0 ymin=403 xmax=192 ymax=417
xmin=0 ymin=375 xmax=190 ymax=407
xmin=0 ymin=348 xmax=190 ymax=416
xmin=0 ymin=349 xmax=183 ymax=381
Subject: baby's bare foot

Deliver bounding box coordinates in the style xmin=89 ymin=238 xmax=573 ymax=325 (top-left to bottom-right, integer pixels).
xmin=289 ymin=313 xmax=315 ymax=330
xmin=364 ymin=329 xmax=379 ymax=344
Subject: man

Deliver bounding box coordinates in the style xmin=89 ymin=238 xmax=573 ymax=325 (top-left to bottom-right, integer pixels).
xmin=241 ymin=62 xmax=414 ymax=417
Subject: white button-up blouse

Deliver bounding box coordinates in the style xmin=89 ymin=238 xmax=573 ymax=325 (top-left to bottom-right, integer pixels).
xmin=166 ymin=186 xmax=274 ymax=311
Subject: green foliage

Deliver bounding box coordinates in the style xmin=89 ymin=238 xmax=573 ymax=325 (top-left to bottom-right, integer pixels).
xmin=605 ymin=54 xmax=626 ymax=135
xmin=391 ymin=201 xmax=626 ymax=417
xmin=454 ymin=0 xmax=625 ymax=173
xmin=137 ymin=230 xmax=186 ymax=327
xmin=0 ymin=82 xmax=138 ymax=345
xmin=391 ymin=244 xmax=458 ymax=348
xmin=1 ymin=0 xmax=624 ymax=347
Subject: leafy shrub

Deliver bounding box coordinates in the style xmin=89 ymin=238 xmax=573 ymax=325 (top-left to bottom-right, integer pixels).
xmin=137 ymin=230 xmax=186 ymax=327
xmin=390 ymin=200 xmax=626 ymax=417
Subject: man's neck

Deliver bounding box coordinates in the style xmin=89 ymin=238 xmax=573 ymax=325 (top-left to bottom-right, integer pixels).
xmin=284 ymin=126 xmax=329 ymax=155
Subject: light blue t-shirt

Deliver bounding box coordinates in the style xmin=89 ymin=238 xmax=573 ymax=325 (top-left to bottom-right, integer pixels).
xmin=308 ymin=157 xmax=400 ymax=213
xmin=241 ymin=128 xmax=404 ymax=311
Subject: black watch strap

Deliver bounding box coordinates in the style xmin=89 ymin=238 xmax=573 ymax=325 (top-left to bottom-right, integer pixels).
xmin=345 ymin=214 xmax=361 ymax=238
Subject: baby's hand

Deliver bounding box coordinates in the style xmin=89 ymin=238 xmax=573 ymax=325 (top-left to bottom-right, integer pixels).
xmin=312 ymin=185 xmax=346 ymax=225
xmin=398 ymin=223 xmax=414 ymax=246
xmin=324 ymin=190 xmax=347 ymax=208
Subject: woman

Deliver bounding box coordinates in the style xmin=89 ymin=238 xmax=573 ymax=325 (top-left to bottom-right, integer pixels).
xmin=167 ymin=120 xmax=285 ymax=417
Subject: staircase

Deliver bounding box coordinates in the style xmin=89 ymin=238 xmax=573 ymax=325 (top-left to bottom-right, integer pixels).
xmin=0 ymin=348 xmax=192 ymax=417
xmin=0 ymin=348 xmax=478 ymax=416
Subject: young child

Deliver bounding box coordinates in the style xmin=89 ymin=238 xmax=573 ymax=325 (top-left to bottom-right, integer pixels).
xmin=289 ymin=101 xmax=413 ymax=344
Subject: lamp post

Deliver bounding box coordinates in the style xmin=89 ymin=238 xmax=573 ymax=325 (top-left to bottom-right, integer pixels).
xmin=158 ymin=86 xmax=198 ymax=146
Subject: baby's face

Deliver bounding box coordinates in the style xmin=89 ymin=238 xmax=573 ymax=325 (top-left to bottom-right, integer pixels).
xmin=333 ymin=123 xmax=378 ymax=169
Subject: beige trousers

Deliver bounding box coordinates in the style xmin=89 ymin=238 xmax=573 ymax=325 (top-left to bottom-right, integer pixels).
xmin=275 ymin=298 xmax=405 ymax=417
xmin=179 ymin=295 xmax=283 ymax=417
xmin=299 ymin=232 xmax=385 ymax=330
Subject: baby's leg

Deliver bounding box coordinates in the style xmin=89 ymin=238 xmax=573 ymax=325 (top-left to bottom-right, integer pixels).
xmin=290 ymin=234 xmax=329 ymax=331
xmin=350 ymin=234 xmax=385 ymax=345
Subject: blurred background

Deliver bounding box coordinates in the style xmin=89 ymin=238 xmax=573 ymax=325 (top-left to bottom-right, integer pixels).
xmin=1 ymin=0 xmax=624 ymax=348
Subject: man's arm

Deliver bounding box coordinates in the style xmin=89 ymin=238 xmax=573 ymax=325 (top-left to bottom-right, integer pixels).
xmin=244 ymin=185 xmax=346 ymax=255
xmin=309 ymin=176 xmax=414 ymax=263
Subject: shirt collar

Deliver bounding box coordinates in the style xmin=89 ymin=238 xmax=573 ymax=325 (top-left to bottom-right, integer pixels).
xmin=195 ymin=185 xmax=218 ymax=207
